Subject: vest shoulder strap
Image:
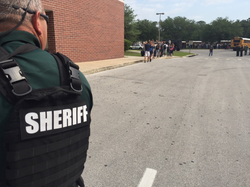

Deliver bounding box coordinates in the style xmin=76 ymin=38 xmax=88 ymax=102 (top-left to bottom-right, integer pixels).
xmin=0 ymin=43 xmax=38 ymax=61
xmin=51 ymin=53 xmax=82 ymax=92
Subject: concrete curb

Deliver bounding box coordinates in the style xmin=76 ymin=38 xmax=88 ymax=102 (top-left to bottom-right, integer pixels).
xmin=82 ymin=59 xmax=143 ymax=75
xmin=187 ymin=54 xmax=197 ymax=57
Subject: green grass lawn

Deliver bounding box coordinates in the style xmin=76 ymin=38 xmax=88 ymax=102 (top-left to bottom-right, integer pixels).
xmin=124 ymin=51 xmax=141 ymax=56
xmin=173 ymin=51 xmax=195 ymax=57
xmin=125 ymin=50 xmax=194 ymax=57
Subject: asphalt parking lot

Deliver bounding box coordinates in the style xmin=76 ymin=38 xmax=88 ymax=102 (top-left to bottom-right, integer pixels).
xmin=82 ymin=49 xmax=250 ymax=187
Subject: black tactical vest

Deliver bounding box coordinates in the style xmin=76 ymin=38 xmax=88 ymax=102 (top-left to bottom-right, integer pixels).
xmin=0 ymin=44 xmax=90 ymax=187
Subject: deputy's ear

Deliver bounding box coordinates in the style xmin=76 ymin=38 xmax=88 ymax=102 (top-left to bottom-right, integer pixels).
xmin=32 ymin=11 xmax=42 ymax=35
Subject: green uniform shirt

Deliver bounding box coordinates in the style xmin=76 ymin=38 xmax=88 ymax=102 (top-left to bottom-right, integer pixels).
xmin=0 ymin=30 xmax=93 ymax=179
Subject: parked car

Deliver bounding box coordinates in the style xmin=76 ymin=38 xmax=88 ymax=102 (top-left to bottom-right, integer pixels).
xmin=129 ymin=43 xmax=143 ymax=50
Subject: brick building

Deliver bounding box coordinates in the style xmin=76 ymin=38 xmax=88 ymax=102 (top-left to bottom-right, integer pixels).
xmin=42 ymin=0 xmax=124 ymax=62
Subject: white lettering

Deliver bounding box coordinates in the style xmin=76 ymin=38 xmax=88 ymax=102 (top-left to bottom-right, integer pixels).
xmin=73 ymin=107 xmax=77 ymax=125
xmin=25 ymin=112 xmax=39 ymax=134
xmin=24 ymin=105 xmax=89 ymax=135
xmin=40 ymin=111 xmax=52 ymax=132
xmin=54 ymin=110 xmax=62 ymax=129
xmin=63 ymin=109 xmax=72 ymax=127
xmin=77 ymin=106 xmax=83 ymax=124
xmin=83 ymin=105 xmax=88 ymax=122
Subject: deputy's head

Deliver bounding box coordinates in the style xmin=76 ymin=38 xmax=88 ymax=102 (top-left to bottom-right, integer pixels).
xmin=0 ymin=0 xmax=48 ymax=50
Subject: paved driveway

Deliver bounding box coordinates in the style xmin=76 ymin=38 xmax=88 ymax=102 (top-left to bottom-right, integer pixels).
xmin=83 ymin=49 xmax=250 ymax=187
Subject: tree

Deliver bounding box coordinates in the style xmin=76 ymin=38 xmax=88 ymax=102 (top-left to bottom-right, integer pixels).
xmin=196 ymin=21 xmax=206 ymax=28
xmin=135 ymin=19 xmax=158 ymax=41
xmin=160 ymin=16 xmax=198 ymax=41
xmin=201 ymin=17 xmax=243 ymax=43
xmin=160 ymin=17 xmax=175 ymax=40
xmin=201 ymin=24 xmax=215 ymax=43
xmin=124 ymin=4 xmax=140 ymax=42
xmin=240 ymin=18 xmax=250 ymax=37
xmin=195 ymin=21 xmax=207 ymax=41
xmin=212 ymin=17 xmax=233 ymax=42
xmin=230 ymin=20 xmax=243 ymax=38
xmin=124 ymin=6 xmax=248 ymax=44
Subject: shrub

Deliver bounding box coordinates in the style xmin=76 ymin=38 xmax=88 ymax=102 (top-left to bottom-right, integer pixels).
xmin=124 ymin=39 xmax=133 ymax=51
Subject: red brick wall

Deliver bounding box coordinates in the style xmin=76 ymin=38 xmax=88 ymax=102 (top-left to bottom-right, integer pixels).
xmin=42 ymin=0 xmax=124 ymax=62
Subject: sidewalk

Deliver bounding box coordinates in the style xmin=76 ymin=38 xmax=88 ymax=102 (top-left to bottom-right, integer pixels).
xmin=77 ymin=56 xmax=144 ymax=75
xmin=77 ymin=54 xmax=191 ymax=75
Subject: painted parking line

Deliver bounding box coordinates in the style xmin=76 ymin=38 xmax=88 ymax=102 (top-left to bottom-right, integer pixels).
xmin=137 ymin=168 xmax=157 ymax=187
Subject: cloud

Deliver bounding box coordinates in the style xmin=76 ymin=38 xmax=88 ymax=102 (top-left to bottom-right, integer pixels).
xmin=202 ymin=0 xmax=234 ymax=5
xmin=125 ymin=0 xmax=248 ymax=24
xmin=164 ymin=1 xmax=197 ymax=16
xmin=135 ymin=6 xmax=158 ymax=21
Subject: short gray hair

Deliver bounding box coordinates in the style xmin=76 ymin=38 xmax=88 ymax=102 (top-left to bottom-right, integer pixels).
xmin=0 ymin=0 xmax=43 ymax=24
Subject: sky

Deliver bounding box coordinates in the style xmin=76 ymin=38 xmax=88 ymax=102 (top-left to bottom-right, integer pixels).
xmin=125 ymin=0 xmax=250 ymax=24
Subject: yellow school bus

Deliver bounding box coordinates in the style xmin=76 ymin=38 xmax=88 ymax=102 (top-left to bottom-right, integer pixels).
xmin=231 ymin=37 xmax=250 ymax=50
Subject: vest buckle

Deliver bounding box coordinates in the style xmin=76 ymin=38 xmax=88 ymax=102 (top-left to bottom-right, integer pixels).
xmin=0 ymin=59 xmax=32 ymax=96
xmin=68 ymin=61 xmax=82 ymax=92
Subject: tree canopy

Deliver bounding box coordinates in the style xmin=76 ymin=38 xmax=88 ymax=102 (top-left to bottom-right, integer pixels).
xmin=135 ymin=19 xmax=158 ymax=41
xmin=124 ymin=4 xmax=140 ymax=42
xmin=124 ymin=4 xmax=250 ymax=43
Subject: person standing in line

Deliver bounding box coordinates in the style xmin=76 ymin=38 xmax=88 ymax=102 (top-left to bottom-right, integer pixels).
xmin=244 ymin=45 xmax=248 ymax=55
xmin=150 ymin=40 xmax=155 ymax=61
xmin=170 ymin=44 xmax=174 ymax=57
xmin=163 ymin=41 xmax=168 ymax=56
xmin=236 ymin=44 xmax=240 ymax=56
xmin=144 ymin=41 xmax=151 ymax=62
xmin=158 ymin=41 xmax=161 ymax=58
xmin=240 ymin=45 xmax=244 ymax=57
xmin=209 ymin=45 xmax=213 ymax=56
xmin=168 ymin=43 xmax=172 ymax=56
xmin=149 ymin=41 xmax=153 ymax=62
xmin=155 ymin=42 xmax=159 ymax=58
xmin=158 ymin=41 xmax=161 ymax=57
xmin=151 ymin=40 xmax=155 ymax=59
xmin=142 ymin=41 xmax=146 ymax=59
xmin=160 ymin=42 xmax=164 ymax=57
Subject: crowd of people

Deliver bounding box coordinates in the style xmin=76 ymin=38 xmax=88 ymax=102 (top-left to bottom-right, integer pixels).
xmin=187 ymin=43 xmax=231 ymax=50
xmin=235 ymin=45 xmax=250 ymax=57
xmin=142 ymin=40 xmax=175 ymax=63
xmin=208 ymin=44 xmax=250 ymax=57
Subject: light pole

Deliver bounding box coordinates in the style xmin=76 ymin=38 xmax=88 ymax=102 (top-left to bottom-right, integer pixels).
xmin=156 ymin=13 xmax=164 ymax=41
